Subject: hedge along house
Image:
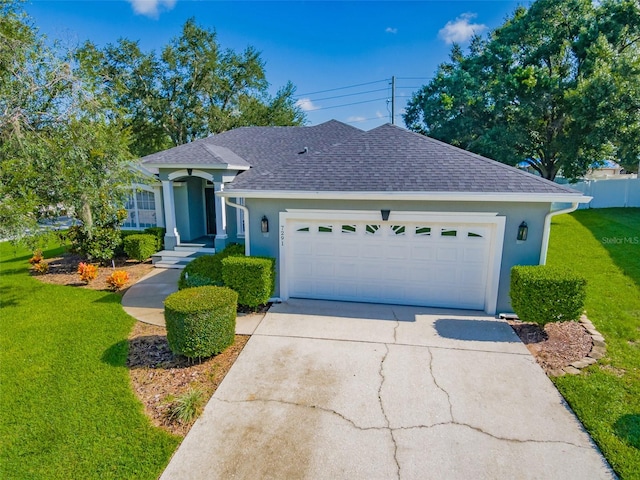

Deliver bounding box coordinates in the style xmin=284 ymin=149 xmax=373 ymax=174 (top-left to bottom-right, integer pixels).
xmin=139 ymin=120 xmax=591 ymax=314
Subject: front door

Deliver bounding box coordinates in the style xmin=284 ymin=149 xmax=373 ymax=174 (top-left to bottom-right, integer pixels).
xmin=205 ymin=187 xmax=216 ymax=235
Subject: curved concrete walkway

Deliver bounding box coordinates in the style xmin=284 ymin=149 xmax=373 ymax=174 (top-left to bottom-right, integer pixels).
xmin=121 ymin=268 xmax=263 ymax=334
xmin=161 ymin=299 xmax=614 ymax=480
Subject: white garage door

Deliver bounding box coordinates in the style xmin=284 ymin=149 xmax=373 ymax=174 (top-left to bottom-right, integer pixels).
xmin=285 ymin=217 xmax=495 ymax=310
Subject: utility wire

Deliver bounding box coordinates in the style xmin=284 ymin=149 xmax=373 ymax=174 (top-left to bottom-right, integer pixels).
xmin=295 ymin=79 xmax=388 ymax=98
xmin=311 ymin=97 xmax=389 ymax=111
xmin=303 ymin=87 xmax=389 ymax=103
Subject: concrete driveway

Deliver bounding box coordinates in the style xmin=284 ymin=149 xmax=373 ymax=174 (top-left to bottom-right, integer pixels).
xmin=161 ymin=299 xmax=614 ymax=480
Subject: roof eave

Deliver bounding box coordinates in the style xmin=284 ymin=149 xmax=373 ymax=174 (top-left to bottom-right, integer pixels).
xmin=141 ymin=162 xmax=250 ymax=171
xmin=218 ymin=189 xmax=592 ymax=204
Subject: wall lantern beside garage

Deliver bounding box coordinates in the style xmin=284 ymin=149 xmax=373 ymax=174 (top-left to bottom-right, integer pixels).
xmin=381 ymin=209 xmax=391 ymax=221
xmin=261 ymin=215 xmax=269 ymax=233
xmin=517 ymin=221 xmax=528 ymax=241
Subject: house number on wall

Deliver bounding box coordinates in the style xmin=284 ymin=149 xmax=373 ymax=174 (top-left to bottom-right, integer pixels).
xmin=280 ymin=225 xmax=285 ymax=246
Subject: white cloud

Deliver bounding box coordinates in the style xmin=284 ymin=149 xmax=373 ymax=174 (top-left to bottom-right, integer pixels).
xmin=127 ymin=0 xmax=177 ymax=18
xmin=375 ymin=111 xmax=385 ymax=119
xmin=347 ymin=115 xmax=366 ymax=122
xmin=438 ymin=13 xmax=487 ymax=44
xmin=295 ymin=98 xmax=320 ymax=112
xmin=385 ymin=27 xmax=398 ymax=34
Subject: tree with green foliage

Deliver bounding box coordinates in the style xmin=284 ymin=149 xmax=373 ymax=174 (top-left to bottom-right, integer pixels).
xmin=0 ymin=0 xmax=135 ymax=258
xmin=78 ymin=18 xmax=305 ymax=157
xmin=404 ymin=0 xmax=640 ymax=180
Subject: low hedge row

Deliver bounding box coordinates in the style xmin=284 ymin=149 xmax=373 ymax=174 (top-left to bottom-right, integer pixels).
xmin=123 ymin=234 xmax=157 ymax=262
xmin=164 ymin=286 xmax=238 ymax=358
xmin=222 ymin=256 xmax=276 ymax=308
xmin=179 ymin=243 xmax=276 ymax=310
xmin=178 ymin=243 xmax=245 ymax=289
xmin=510 ymin=265 xmax=586 ymax=325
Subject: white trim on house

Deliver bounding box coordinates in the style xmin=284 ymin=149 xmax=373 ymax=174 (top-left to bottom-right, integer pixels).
xmin=225 ymin=197 xmax=250 ymax=256
xmin=146 ymin=163 xmax=250 ymax=171
xmin=278 ymin=209 xmax=505 ymax=314
xmin=539 ymin=202 xmax=580 ymax=265
xmin=219 ymin=189 xmax=592 ymax=204
xmin=168 ymin=169 xmax=214 ymax=182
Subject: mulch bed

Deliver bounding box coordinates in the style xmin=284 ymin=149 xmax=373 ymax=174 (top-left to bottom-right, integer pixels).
xmin=32 ymin=253 xmax=154 ymax=292
xmin=508 ymin=320 xmax=593 ymax=374
xmin=127 ymin=322 xmax=250 ymax=437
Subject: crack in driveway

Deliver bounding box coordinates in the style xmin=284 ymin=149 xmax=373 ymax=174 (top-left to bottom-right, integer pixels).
xmin=378 ymin=343 xmax=401 ymax=479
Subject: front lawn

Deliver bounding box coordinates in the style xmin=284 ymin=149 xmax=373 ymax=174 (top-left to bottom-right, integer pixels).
xmin=547 ymin=208 xmax=640 ymax=479
xmin=0 ymin=241 xmax=179 ymax=479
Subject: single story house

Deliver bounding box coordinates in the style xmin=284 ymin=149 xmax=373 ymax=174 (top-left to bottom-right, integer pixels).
xmin=135 ymin=120 xmax=591 ymax=314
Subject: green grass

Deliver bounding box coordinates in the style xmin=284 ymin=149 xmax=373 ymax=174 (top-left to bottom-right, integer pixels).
xmin=0 ymin=241 xmax=180 ymax=479
xmin=547 ymin=208 xmax=640 ymax=479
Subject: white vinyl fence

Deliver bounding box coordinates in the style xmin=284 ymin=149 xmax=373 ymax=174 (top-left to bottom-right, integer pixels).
xmin=569 ymin=178 xmax=640 ymax=209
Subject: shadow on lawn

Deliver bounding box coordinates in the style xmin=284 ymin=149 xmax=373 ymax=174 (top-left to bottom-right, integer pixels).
xmin=103 ymin=335 xmax=200 ymax=370
xmin=614 ymin=414 xmax=640 ymax=450
xmin=0 ymin=285 xmax=20 ymax=308
xmin=573 ymin=208 xmax=640 ymax=289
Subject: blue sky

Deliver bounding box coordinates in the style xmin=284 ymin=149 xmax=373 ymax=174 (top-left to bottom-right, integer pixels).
xmin=26 ymin=0 xmax=526 ymax=130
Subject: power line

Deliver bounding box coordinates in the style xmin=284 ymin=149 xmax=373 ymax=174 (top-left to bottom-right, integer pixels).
xmin=304 ymin=87 xmax=389 ymax=103
xmin=295 ymin=79 xmax=388 ymax=98
xmin=311 ymin=97 xmax=389 ymax=111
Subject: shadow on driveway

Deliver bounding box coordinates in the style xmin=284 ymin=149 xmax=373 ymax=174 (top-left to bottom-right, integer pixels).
xmin=434 ymin=318 xmax=520 ymax=343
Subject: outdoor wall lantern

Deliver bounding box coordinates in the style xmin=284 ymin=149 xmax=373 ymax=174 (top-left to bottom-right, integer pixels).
xmin=517 ymin=221 xmax=528 ymax=241
xmin=187 ymin=168 xmax=193 ymax=176
xmin=261 ymin=215 xmax=269 ymax=233
xmin=381 ymin=209 xmax=391 ymax=221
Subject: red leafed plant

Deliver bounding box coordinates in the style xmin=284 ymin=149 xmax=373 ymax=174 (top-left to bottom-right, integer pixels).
xmin=106 ymin=270 xmax=130 ymax=291
xmin=77 ymin=262 xmax=98 ymax=283
xmin=29 ymin=249 xmax=43 ymax=265
xmin=31 ymin=261 xmax=49 ymax=274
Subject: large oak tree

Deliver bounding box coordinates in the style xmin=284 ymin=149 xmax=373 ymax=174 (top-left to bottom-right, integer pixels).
xmin=78 ymin=18 xmax=305 ymax=157
xmin=404 ymin=0 xmax=640 ymax=180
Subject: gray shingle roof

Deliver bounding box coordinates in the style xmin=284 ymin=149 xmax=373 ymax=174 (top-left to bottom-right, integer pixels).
xmin=142 ymin=120 xmax=581 ymax=196
xmin=141 ymin=137 xmax=251 ymax=169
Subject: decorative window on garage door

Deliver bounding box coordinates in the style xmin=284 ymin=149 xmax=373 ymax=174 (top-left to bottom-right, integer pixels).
xmin=365 ymin=224 xmax=381 ymax=235
xmin=415 ymin=226 xmax=432 ymax=236
xmin=341 ymin=224 xmax=357 ymax=234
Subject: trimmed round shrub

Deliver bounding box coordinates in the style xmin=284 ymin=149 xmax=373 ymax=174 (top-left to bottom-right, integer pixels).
xmin=510 ymin=265 xmax=586 ymax=325
xmin=123 ymin=233 xmax=157 ymax=262
xmin=178 ymin=243 xmax=245 ymax=290
xmin=164 ymin=286 xmax=238 ymax=358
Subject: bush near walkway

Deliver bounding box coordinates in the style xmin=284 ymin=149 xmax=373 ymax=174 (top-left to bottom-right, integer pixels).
xmin=164 ymin=286 xmax=238 ymax=359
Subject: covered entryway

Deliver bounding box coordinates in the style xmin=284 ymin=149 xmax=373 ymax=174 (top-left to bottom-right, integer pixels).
xmin=280 ymin=211 xmax=505 ymax=313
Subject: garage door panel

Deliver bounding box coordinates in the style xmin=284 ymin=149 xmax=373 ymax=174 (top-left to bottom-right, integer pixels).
xmin=435 ymin=247 xmax=459 ymax=262
xmin=292 ymin=241 xmax=313 ymax=255
xmin=287 ymin=217 xmax=492 ymax=310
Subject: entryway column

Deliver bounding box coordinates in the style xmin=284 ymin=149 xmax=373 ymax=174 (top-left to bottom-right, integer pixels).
xmin=153 ymin=185 xmax=165 ymax=228
xmin=213 ymin=182 xmax=227 ymax=251
xmin=161 ymin=180 xmax=180 ymax=249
